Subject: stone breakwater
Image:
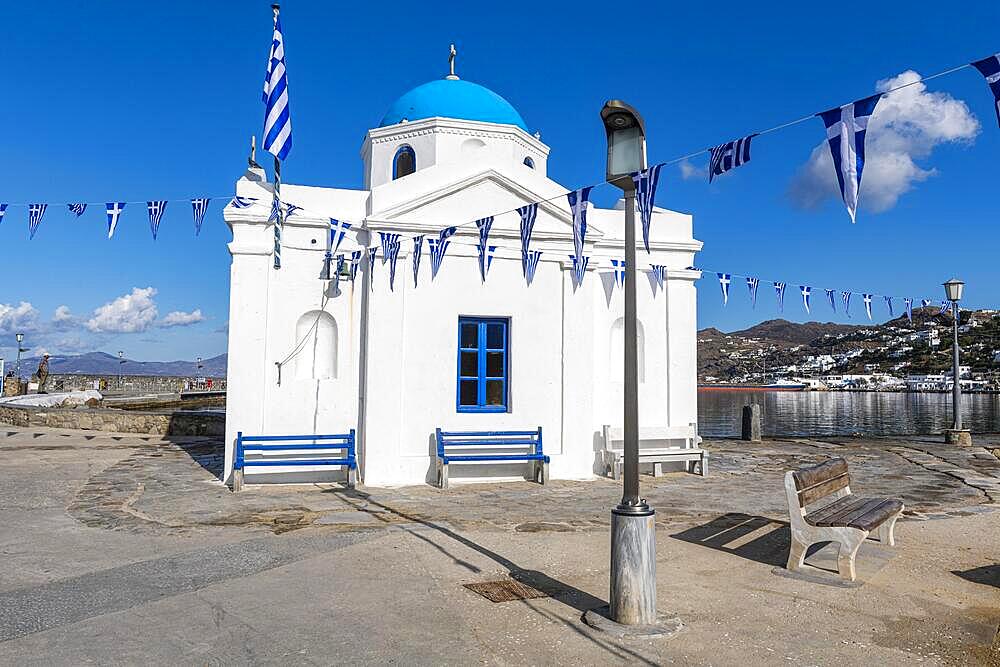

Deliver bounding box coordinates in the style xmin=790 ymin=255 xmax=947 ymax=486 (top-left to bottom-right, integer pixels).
xmin=0 ymin=404 xmax=223 ymax=436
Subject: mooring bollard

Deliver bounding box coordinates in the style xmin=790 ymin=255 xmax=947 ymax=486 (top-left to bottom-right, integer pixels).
xmin=742 ymin=404 xmax=762 ymax=442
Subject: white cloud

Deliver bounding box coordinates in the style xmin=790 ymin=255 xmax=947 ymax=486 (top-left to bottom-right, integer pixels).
xmin=789 ymin=70 xmax=980 ymax=214
xmin=159 ymin=309 xmax=204 ymax=328
xmin=53 ymin=305 xmax=73 ymax=322
xmin=85 ymin=287 xmax=159 ymax=333
xmin=679 ymin=159 xmax=707 ymax=181
xmin=0 ymin=302 xmax=40 ymax=335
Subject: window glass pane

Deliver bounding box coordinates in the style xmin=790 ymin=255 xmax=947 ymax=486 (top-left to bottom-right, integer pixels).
xmin=459 ymin=380 xmax=478 ymax=406
xmin=460 ymin=351 xmax=478 ymax=377
xmin=485 ymin=380 xmax=505 ymax=406
xmin=486 ymin=352 xmax=504 ymax=377
xmin=460 ymin=322 xmax=478 ymax=348
xmin=486 ymin=323 xmax=505 ymax=349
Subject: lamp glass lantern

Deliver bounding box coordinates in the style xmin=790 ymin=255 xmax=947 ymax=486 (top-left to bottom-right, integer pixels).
xmin=601 ymin=101 xmax=647 ymax=189
xmin=16 ymin=333 xmax=24 ymax=345
xmin=943 ymin=279 xmax=964 ymax=302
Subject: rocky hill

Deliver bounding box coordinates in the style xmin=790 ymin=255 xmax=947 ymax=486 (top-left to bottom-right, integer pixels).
xmin=11 ymin=352 xmax=228 ymax=378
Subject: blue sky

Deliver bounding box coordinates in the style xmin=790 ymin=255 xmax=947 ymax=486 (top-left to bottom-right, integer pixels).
xmin=2 ymin=1 xmax=999 ymax=362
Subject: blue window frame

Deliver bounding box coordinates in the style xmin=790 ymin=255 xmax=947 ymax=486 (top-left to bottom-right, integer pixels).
xmin=457 ymin=317 xmax=509 ymax=413
xmin=393 ymin=145 xmax=416 ymax=179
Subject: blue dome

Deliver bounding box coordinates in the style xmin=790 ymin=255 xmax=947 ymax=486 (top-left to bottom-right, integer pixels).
xmin=379 ymin=79 xmax=528 ymax=131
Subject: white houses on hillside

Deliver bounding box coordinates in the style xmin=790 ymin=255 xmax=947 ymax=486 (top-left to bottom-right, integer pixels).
xmin=223 ymin=64 xmax=702 ymax=487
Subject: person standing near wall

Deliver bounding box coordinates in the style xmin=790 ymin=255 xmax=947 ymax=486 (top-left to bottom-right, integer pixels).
xmin=36 ymin=354 xmax=50 ymax=394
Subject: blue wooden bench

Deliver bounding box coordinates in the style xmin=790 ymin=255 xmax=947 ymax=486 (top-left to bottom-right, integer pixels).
xmin=434 ymin=427 xmax=548 ymax=489
xmin=233 ymin=430 xmax=357 ymax=491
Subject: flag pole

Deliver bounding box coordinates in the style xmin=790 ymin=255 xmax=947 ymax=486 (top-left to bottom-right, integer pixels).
xmin=273 ymin=154 xmax=282 ymax=269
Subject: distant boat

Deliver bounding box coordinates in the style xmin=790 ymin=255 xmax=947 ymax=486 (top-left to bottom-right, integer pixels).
xmin=699 ymin=379 xmax=808 ymax=392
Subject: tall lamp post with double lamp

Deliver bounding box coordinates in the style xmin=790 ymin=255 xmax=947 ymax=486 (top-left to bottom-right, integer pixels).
xmin=118 ymin=351 xmax=126 ymax=392
xmin=943 ymin=279 xmax=970 ymax=445
xmin=15 ymin=333 xmax=27 ymax=393
xmin=583 ymin=101 xmax=677 ymax=637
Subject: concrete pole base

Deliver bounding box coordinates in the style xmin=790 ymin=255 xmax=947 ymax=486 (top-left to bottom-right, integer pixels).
xmin=741 ymin=404 xmax=762 ymax=442
xmin=583 ymin=606 xmax=683 ymax=640
xmin=609 ymin=509 xmax=657 ymax=626
xmin=944 ymin=429 xmax=972 ymax=446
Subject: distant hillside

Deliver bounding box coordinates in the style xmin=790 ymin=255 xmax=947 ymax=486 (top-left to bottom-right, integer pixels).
xmin=12 ymin=352 xmax=227 ymax=378
xmin=727 ymin=319 xmax=865 ymax=345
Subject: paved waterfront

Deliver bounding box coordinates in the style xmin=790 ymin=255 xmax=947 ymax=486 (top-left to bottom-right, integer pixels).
xmin=1 ymin=426 xmax=999 ymax=664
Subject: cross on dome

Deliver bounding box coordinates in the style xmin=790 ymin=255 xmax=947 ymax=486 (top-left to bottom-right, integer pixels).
xmin=447 ymin=44 xmax=459 ymax=80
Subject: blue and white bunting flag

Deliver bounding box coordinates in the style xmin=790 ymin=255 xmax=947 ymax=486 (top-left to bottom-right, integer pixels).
xmin=385 ymin=239 xmax=402 ymax=291
xmin=800 ymin=285 xmax=811 ymax=314
xmin=774 ymin=282 xmax=786 ymax=312
xmin=650 ymin=264 xmax=667 ymax=290
xmin=709 ymin=134 xmax=757 ymax=183
xmin=611 ymin=260 xmax=626 ymax=287
xmin=349 ymin=250 xmax=362 ymax=281
xmin=921 ymin=299 xmax=932 ymax=309
xmin=0 ymin=203 xmax=6 ymax=224
xmin=334 ymin=254 xmax=345 ymax=285
xmin=718 ymin=273 xmax=731 ymax=305
xmin=817 ymin=93 xmax=883 ymax=223
xmin=476 ymin=216 xmax=494 ymax=283
xmin=330 ymin=219 xmax=352 ymax=255
xmin=284 ymin=203 xmax=302 ymax=217
xmin=379 ymin=232 xmax=400 ymax=265
xmin=842 ymin=291 xmax=852 ymax=318
xmin=524 ymin=250 xmax=542 ymax=285
xmin=863 ymin=293 xmax=873 ymax=320
xmin=632 ymin=164 xmax=663 ymax=253
xmin=904 ymin=297 xmax=913 ymax=323
xmin=746 ymin=277 xmax=759 ymax=308
xmin=367 ymin=246 xmax=378 ymax=290
xmin=262 ymin=6 xmax=292 ymax=161
xmin=939 ymin=300 xmax=951 ymax=316
xmin=571 ymin=255 xmax=590 ymax=287
xmin=147 ymin=200 xmax=167 ymax=240
xmin=268 ymin=196 xmax=281 ymax=223
xmin=972 ymin=54 xmax=1000 ymax=129
xmin=230 ymin=196 xmax=256 ymax=209
xmin=106 ymin=203 xmax=126 ymax=238
xmin=67 ymin=203 xmax=87 ymax=217
xmin=517 ymin=203 xmax=538 ymax=280
xmin=428 ymin=227 xmax=456 ymax=279
xmin=825 ymin=288 xmax=837 ymax=313
xmin=884 ymin=295 xmax=894 ymax=317
xmin=567 ymin=186 xmax=593 ymax=264
xmin=28 ymin=204 xmax=47 ymax=240
xmin=412 ymin=235 xmax=424 ymax=287
xmin=191 ymin=199 xmax=210 ymax=235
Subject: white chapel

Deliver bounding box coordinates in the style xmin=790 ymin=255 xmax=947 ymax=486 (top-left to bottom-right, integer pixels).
xmin=223 ymin=57 xmax=703 ymax=487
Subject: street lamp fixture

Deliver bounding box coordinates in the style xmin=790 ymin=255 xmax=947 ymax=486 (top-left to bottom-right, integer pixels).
xmin=943 ymin=279 xmax=970 ymax=445
xmin=118 ymin=351 xmax=126 ymax=391
xmin=14 ymin=333 xmax=26 ymax=391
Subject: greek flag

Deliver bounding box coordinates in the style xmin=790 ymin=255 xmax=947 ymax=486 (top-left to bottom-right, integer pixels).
xmin=147 ymin=200 xmax=167 ymax=240
xmin=884 ymin=295 xmax=894 ymax=317
xmin=774 ymin=282 xmax=786 ymax=312
xmin=632 ymin=164 xmax=663 ymax=253
xmin=800 ymin=285 xmax=811 ymax=314
xmin=268 ymin=196 xmax=281 ymax=223
xmin=67 ymin=203 xmax=87 ymax=217
xmin=709 ymin=134 xmax=757 ymax=183
xmin=262 ymin=6 xmax=292 ymax=161
xmin=330 ymin=219 xmax=352 ymax=255
xmin=921 ymin=299 xmax=932 ymax=309
xmin=842 ymin=291 xmax=852 ymax=318
xmin=517 ymin=203 xmax=538 ymax=280
xmin=28 ymin=204 xmax=47 ymax=240
xmin=611 ymin=260 xmax=626 ymax=286
xmin=367 ymin=246 xmax=378 ymax=290
xmin=385 ymin=238 xmax=402 ymax=291
xmin=191 ymin=199 xmax=210 ymax=235
xmin=718 ymin=273 xmax=731 ymax=305
xmin=863 ymin=293 xmax=873 ymax=320
xmin=746 ymin=277 xmax=759 ymax=308
xmin=524 ymin=250 xmax=542 ymax=285
xmin=476 ymin=216 xmax=494 ymax=282
xmin=571 ymin=255 xmax=590 ymax=287
xmin=904 ymin=297 xmax=913 ymax=323
xmin=972 ymin=54 xmax=1000 ymax=128
xmin=412 ymin=235 xmax=424 ymax=287
xmin=428 ymin=227 xmax=457 ymax=279
xmin=230 ymin=196 xmax=256 ymax=209
xmin=567 ymin=186 xmax=593 ymax=264
xmin=818 ymin=94 xmax=882 ymax=223
xmin=650 ymin=264 xmax=667 ymax=290
xmin=0 ymin=203 xmax=6 ymax=224
xmin=285 ymin=203 xmax=302 ymax=217
xmin=825 ymin=289 xmax=836 ymax=313
xmin=105 ymin=202 xmax=126 ymax=238
xmin=939 ymin=300 xmax=951 ymax=316
xmin=349 ymin=250 xmax=362 ymax=281
xmin=379 ymin=232 xmax=400 ymax=265
xmin=334 ymin=254 xmax=345 ymax=285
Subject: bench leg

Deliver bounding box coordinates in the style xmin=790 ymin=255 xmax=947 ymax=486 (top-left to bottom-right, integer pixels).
xmin=837 ymin=529 xmax=867 ymax=582
xmin=786 ymin=534 xmax=809 ymax=572
xmin=877 ymin=512 xmax=900 ymax=547
xmin=540 ymin=461 xmax=549 ymax=485
xmin=348 ymin=465 xmax=358 ymax=490
xmin=652 ymin=462 xmax=663 ymax=478
xmin=700 ymin=453 xmax=708 ymax=477
xmin=232 ymin=468 xmax=244 ymax=493
xmin=439 ymin=462 xmax=449 ymax=490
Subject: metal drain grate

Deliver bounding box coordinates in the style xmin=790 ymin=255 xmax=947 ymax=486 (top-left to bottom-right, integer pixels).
xmin=463 ymin=579 xmax=549 ymax=603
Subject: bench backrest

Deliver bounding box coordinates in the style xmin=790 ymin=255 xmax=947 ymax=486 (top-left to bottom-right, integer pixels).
xmin=436 ymin=428 xmax=543 ymax=458
xmin=602 ymin=424 xmax=698 ymax=451
xmin=235 ymin=431 xmax=356 ymax=470
xmin=787 ymin=457 xmax=851 ymax=510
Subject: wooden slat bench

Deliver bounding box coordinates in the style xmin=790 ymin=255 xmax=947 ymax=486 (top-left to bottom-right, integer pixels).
xmin=435 ymin=427 xmax=548 ymax=490
xmin=602 ymin=424 xmax=708 ymax=479
xmin=233 ymin=430 xmax=357 ymax=492
xmin=784 ymin=457 xmax=903 ymax=581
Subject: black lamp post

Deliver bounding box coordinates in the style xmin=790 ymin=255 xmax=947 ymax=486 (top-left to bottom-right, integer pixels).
xmin=943 ymin=279 xmax=970 ymax=445
xmin=118 ymin=351 xmax=126 ymax=391
xmin=15 ymin=333 xmax=26 ymax=389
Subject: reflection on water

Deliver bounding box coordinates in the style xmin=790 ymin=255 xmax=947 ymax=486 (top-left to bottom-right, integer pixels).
xmin=698 ymin=390 xmax=1000 ymax=438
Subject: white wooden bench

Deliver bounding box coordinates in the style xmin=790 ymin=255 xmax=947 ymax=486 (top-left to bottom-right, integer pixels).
xmin=601 ymin=424 xmax=708 ymax=479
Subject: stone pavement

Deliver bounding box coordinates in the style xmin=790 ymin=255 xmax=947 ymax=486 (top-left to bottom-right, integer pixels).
xmin=0 ymin=426 xmax=999 ymax=664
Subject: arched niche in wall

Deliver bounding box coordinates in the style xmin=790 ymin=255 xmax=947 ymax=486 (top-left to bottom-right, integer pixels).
xmin=295 ymin=310 xmax=337 ymax=380
xmin=460 ymin=138 xmax=487 ymax=158
xmin=610 ymin=317 xmax=645 ymax=383
xmin=393 ymin=145 xmax=416 ymax=179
